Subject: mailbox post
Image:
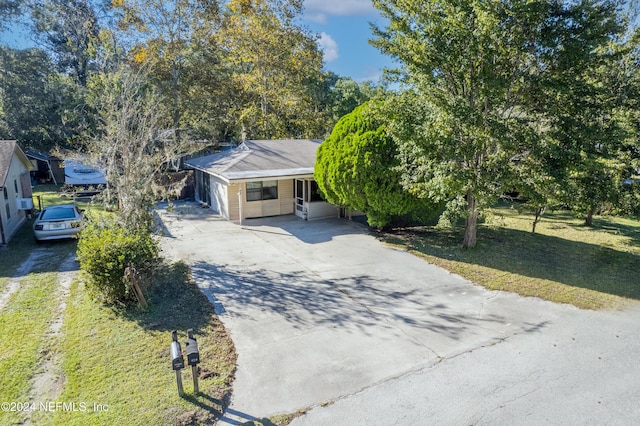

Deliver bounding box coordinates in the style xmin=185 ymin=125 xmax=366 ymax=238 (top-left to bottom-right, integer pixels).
xmin=185 ymin=329 xmax=201 ymax=394
xmin=170 ymin=330 xmax=185 ymax=396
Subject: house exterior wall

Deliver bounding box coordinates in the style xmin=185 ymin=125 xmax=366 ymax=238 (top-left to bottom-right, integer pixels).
xmin=278 ymin=179 xmax=295 ymax=215
xmin=210 ymin=176 xmax=228 ymax=218
xmin=227 ymin=182 xmax=241 ymax=221
xmin=198 ymin=173 xmax=334 ymax=223
xmin=226 ymin=179 xmax=295 ymax=221
xmin=306 ymin=201 xmax=337 ymax=220
xmin=1 ymin=154 xmax=31 ymax=243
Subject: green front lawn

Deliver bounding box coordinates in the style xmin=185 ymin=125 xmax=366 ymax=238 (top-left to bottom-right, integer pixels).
xmin=381 ymin=204 xmax=640 ymax=310
xmin=51 ymin=262 xmax=236 ymax=425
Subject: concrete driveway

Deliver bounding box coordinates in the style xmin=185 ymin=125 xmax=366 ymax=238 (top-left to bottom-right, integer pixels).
xmin=157 ymin=203 xmax=640 ymax=425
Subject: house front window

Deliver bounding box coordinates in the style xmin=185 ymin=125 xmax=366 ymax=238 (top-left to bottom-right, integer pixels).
xmin=246 ymin=180 xmax=278 ymax=201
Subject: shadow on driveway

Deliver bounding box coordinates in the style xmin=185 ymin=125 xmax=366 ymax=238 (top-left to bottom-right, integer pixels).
xmin=190 ymin=261 xmax=539 ymax=342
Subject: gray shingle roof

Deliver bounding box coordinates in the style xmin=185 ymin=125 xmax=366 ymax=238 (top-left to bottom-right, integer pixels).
xmin=0 ymin=140 xmax=18 ymax=187
xmin=185 ymin=139 xmax=322 ymax=181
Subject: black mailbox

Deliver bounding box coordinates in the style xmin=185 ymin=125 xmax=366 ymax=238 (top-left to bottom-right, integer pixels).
xmin=171 ymin=330 xmax=185 ymax=370
xmin=185 ymin=329 xmax=200 ymax=366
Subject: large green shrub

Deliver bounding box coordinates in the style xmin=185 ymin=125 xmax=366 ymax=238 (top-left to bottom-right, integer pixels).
xmin=315 ymin=101 xmax=440 ymax=228
xmin=77 ymin=216 xmax=159 ymax=305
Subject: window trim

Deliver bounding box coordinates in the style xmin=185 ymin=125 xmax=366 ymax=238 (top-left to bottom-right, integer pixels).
xmin=246 ymin=180 xmax=278 ymax=202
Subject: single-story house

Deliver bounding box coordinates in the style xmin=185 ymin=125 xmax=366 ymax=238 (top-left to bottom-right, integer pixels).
xmin=0 ymin=141 xmax=34 ymax=244
xmin=185 ymin=139 xmax=337 ymax=222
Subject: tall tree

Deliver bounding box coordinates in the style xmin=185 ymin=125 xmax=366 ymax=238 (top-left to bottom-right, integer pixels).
xmin=520 ymin=0 xmax=631 ymax=226
xmin=111 ymin=0 xmax=221 ymax=141
xmin=327 ymin=77 xmax=387 ymax=123
xmin=372 ymin=0 xmax=540 ymax=247
xmin=31 ymin=0 xmax=100 ymax=87
xmin=216 ymin=0 xmax=327 ymax=139
xmin=86 ymin=66 xmax=189 ymax=229
xmin=372 ymin=0 xmax=627 ymax=247
xmin=0 ymin=47 xmax=79 ymax=150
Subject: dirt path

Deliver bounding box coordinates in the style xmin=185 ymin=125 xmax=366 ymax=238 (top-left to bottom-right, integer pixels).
xmin=0 ymin=247 xmax=77 ymax=424
xmin=0 ymin=248 xmax=49 ymax=311
xmin=0 ymin=249 xmax=79 ymax=425
xmin=22 ymin=252 xmax=78 ymax=425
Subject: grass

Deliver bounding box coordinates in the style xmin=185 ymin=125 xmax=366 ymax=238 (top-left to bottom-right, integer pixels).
xmin=32 ymin=183 xmax=105 ymax=215
xmin=51 ymin=262 xmax=236 ymax=425
xmin=0 ymin=271 xmax=62 ymax=425
xmin=0 ymin=187 xmax=237 ymax=425
xmin=380 ymin=203 xmax=640 ymax=310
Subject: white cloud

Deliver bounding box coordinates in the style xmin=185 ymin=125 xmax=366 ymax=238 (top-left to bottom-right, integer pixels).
xmin=317 ymin=32 xmax=339 ymax=63
xmin=305 ymin=12 xmax=328 ymax=24
xmin=304 ymin=0 xmax=376 ymax=23
xmin=305 ymin=0 xmax=376 ymax=16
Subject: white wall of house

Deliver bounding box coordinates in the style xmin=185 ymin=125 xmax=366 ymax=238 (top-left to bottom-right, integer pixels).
xmin=210 ymin=176 xmax=228 ymax=218
xmin=307 ymin=201 xmax=337 ymax=220
xmin=232 ymin=179 xmax=295 ymax=221
xmin=195 ymin=173 xmax=336 ymax=223
xmin=1 ymin=156 xmax=31 ymax=243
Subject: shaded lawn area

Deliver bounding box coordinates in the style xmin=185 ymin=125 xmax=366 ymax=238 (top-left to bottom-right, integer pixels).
xmin=380 ymin=205 xmax=640 ymax=310
xmin=52 ymin=262 xmax=237 ymax=426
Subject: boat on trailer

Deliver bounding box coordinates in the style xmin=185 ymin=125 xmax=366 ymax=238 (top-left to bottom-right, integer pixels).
xmin=64 ymin=159 xmax=107 ymax=186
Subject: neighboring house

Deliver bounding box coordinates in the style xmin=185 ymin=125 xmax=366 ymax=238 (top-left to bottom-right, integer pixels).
xmin=0 ymin=141 xmax=34 ymax=245
xmin=185 ymin=139 xmax=337 ymax=222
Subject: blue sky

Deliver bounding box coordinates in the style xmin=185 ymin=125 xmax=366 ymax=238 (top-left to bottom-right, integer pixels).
xmin=302 ymin=0 xmax=395 ymax=82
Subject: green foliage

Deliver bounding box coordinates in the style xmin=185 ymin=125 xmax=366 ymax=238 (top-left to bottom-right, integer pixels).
xmin=327 ymin=77 xmax=387 ymax=123
xmin=0 ymin=47 xmax=82 ymax=151
xmin=315 ymin=101 xmax=434 ymax=228
xmin=31 ymin=0 xmax=100 ymax=87
xmin=77 ymin=216 xmax=159 ymax=305
xmin=371 ymin=0 xmax=547 ymax=246
xmin=616 ymin=181 xmax=640 ymax=218
xmin=372 ymin=0 xmax=633 ymax=246
xmin=0 ymin=1 xmax=21 ymax=30
xmin=215 ymin=0 xmax=328 ymax=139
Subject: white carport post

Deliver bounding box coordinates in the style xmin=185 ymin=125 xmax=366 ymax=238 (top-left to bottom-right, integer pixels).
xmin=237 ymin=187 xmax=243 ymax=226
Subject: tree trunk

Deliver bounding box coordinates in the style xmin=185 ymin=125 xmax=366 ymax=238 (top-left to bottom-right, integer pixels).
xmin=463 ymin=190 xmax=478 ymax=248
xmin=585 ymin=208 xmax=595 ymax=226
xmin=532 ymin=206 xmax=545 ymax=234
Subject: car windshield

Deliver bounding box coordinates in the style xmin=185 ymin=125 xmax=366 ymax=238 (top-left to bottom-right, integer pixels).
xmin=40 ymin=207 xmax=77 ymax=221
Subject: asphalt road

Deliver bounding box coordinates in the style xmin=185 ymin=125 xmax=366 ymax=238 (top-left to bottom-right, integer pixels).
xmin=157 ymin=203 xmax=640 ymax=425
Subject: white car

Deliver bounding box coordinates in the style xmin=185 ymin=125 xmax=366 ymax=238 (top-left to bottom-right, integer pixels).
xmin=33 ymin=204 xmax=84 ymax=242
